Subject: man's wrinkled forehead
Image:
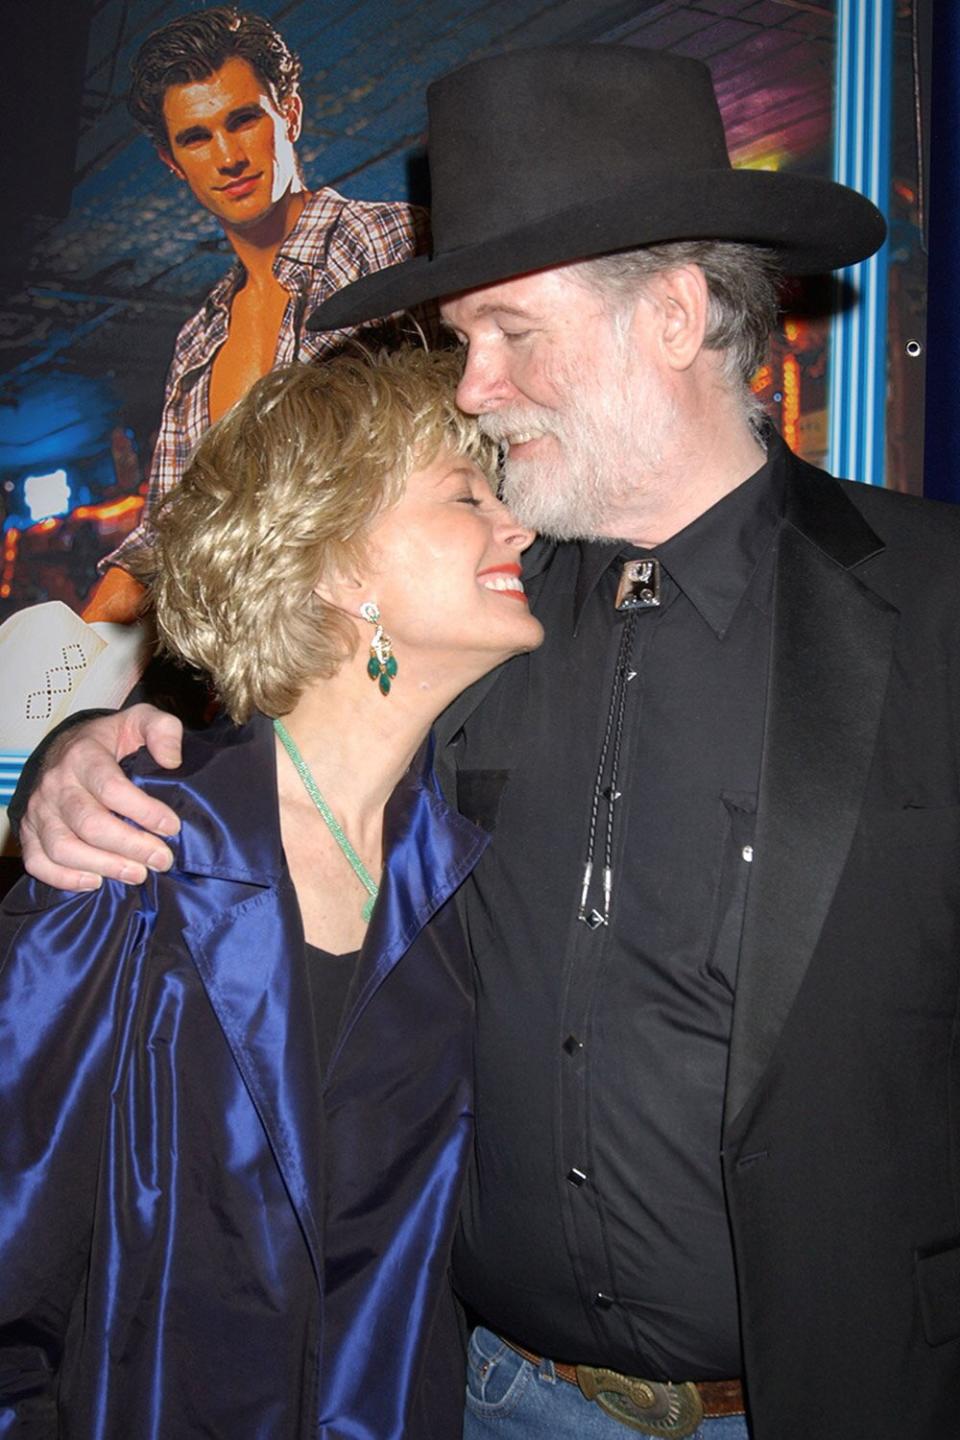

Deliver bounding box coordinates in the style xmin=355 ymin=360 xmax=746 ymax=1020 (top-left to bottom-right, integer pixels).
xmin=439 ymin=266 xmax=590 ymax=330
xmin=441 ymin=284 xmax=522 ymax=324
xmin=440 ymin=295 xmax=538 ymax=335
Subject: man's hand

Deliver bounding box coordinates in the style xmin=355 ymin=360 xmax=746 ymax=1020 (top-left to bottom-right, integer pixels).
xmin=19 ymin=705 xmax=183 ymax=892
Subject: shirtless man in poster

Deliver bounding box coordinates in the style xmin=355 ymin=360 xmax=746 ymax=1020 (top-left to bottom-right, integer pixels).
xmin=85 ymin=5 xmax=426 ymax=624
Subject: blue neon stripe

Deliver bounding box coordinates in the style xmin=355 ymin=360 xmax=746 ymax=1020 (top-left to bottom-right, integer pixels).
xmin=0 ymin=755 xmax=28 ymax=803
xmin=923 ymin=0 xmax=960 ymax=499
xmin=827 ymin=0 xmax=892 ymax=488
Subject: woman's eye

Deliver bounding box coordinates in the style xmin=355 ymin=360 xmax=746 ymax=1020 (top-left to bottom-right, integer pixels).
xmin=457 ymin=494 xmax=483 ymax=507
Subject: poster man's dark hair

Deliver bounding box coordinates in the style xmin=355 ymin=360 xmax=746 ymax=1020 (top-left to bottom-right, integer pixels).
xmin=128 ymin=6 xmax=302 ymax=151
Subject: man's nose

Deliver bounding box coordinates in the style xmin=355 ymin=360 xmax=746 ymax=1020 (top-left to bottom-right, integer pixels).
xmin=455 ymin=347 xmax=514 ymax=415
xmin=214 ymin=132 xmax=247 ymax=172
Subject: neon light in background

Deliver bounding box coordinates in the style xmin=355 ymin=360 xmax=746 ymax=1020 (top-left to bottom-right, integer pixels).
xmin=735 ymin=148 xmax=788 ymax=175
xmin=23 ymin=469 xmax=70 ymax=523
xmin=0 ymin=492 xmax=144 ymax=603
xmin=827 ymin=0 xmax=892 ymax=487
xmin=1 ymin=531 xmax=19 ymax=600
xmin=781 ymin=355 xmax=801 ymax=453
xmin=71 ymin=496 xmax=142 ymax=524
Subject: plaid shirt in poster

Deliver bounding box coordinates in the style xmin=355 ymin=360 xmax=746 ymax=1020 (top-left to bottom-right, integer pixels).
xmin=106 ymin=188 xmax=430 ymax=573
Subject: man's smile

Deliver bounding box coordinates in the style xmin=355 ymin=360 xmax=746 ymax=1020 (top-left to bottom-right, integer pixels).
xmin=216 ymin=173 xmax=263 ymax=197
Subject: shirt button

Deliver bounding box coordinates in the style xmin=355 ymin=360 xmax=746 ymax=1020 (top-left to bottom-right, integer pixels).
xmin=741 ymin=845 xmax=754 ymax=863
xmin=566 ymin=1167 xmax=588 ymax=1187
xmin=563 ymin=1034 xmax=584 ymax=1055
xmin=594 ymin=1292 xmax=614 ymax=1310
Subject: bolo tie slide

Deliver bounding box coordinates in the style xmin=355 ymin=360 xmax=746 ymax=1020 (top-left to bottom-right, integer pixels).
xmin=577 ymin=558 xmax=661 ymax=930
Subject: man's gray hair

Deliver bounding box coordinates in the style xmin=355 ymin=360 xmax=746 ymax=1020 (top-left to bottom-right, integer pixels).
xmin=574 ymin=240 xmax=782 ymax=394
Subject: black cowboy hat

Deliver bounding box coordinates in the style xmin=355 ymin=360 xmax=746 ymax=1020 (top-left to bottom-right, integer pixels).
xmin=308 ymin=44 xmax=885 ymax=332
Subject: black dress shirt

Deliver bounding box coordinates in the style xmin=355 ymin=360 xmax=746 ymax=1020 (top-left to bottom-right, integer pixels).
xmin=453 ymin=448 xmax=786 ymax=1381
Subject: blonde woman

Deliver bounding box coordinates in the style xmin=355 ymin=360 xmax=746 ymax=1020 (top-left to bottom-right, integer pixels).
xmin=0 ymin=351 xmax=542 ymax=1439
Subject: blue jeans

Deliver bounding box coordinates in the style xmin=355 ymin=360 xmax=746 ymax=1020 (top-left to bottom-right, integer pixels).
xmin=464 ymin=1327 xmax=751 ymax=1440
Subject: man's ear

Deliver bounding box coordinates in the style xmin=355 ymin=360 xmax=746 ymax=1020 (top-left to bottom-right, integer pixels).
xmin=282 ymin=90 xmax=303 ymax=145
xmin=157 ymin=146 xmax=185 ymax=181
xmin=640 ymin=264 xmax=709 ymax=373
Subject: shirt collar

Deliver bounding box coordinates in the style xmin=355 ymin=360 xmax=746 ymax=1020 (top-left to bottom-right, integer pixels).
xmin=573 ymin=431 xmax=788 ymax=637
xmin=275 ymin=188 xmax=341 ymax=268
xmin=201 ymin=189 xmax=342 ymax=323
xmin=203 ymin=263 xmax=244 ymax=320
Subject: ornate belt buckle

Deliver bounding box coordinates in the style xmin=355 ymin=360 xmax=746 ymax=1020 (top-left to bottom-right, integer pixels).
xmin=575 ymin=1364 xmax=704 ymax=1437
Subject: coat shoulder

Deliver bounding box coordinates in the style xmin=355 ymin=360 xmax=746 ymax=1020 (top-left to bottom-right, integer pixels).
xmin=837 ymin=476 xmax=960 ymax=553
xmin=122 ymin=714 xmax=283 ymax=882
xmin=780 ymin=445 xmax=960 ymax=638
xmin=786 ymin=442 xmax=960 ymax=565
xmin=123 ymin=713 xmax=260 ymax=792
xmin=835 ymin=480 xmax=960 ymax=618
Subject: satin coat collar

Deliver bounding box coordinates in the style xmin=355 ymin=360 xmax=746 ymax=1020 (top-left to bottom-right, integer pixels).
xmin=155 ymin=712 xmax=487 ymax=896
xmin=0 ymin=712 xmax=486 ymax=1438
xmin=136 ymin=714 xmax=488 ymax=1280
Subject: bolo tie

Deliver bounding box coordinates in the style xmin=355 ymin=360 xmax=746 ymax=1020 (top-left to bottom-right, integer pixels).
xmin=577 ymin=558 xmax=661 ymax=930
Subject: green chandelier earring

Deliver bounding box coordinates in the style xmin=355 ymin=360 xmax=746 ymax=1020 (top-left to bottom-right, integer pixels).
xmin=360 ymin=601 xmax=398 ymax=695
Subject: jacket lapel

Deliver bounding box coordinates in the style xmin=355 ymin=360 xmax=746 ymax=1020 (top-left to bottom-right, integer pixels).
xmin=183 ymin=881 xmax=325 ymax=1277
xmin=332 ymin=742 xmax=489 ymax=1062
xmin=154 ymin=719 xmax=488 ymax=1294
xmin=725 ymin=464 xmax=897 ymax=1127
xmin=170 ymin=716 xmax=326 ymax=1279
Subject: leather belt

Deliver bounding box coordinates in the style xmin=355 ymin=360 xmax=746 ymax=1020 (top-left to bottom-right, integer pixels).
xmin=506 ymin=1340 xmax=744 ymax=1437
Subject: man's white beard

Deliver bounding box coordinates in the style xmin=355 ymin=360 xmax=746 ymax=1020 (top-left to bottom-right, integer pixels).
xmin=477 ymin=344 xmax=677 ymax=542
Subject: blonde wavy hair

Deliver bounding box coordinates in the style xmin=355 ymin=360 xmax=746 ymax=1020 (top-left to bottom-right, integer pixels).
xmin=131 ymin=349 xmax=495 ymax=721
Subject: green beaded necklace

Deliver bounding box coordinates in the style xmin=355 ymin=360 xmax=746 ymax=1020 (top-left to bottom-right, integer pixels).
xmin=274 ymin=718 xmax=379 ymax=922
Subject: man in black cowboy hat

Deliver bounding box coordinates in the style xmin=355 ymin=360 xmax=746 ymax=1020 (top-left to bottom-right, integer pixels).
xmin=12 ymin=44 xmax=960 ymax=1440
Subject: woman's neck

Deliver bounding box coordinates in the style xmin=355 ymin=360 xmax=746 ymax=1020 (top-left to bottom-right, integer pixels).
xmin=274 ymin=658 xmax=440 ymax=843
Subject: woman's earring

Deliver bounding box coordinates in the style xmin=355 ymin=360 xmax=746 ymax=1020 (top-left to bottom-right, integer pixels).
xmin=359 ymin=602 xmax=398 ymax=695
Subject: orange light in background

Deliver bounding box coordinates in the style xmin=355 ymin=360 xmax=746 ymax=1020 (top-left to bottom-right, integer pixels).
xmin=1 ymin=529 xmax=20 ymax=599
xmin=751 ymin=363 xmax=773 ymax=395
xmin=73 ymin=496 xmax=144 ymax=523
xmin=782 ymin=354 xmax=801 ymax=451
xmin=0 ymin=493 xmax=144 ymax=604
xmin=783 ymin=317 xmax=813 ymax=350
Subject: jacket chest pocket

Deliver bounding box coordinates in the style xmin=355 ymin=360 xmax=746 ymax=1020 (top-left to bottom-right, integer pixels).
xmin=706 ymin=790 xmax=757 ymax=992
xmin=916 ymin=1238 xmax=960 ymax=1346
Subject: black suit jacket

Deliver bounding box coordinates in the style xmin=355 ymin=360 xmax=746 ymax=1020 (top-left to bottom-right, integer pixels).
xmin=436 ymin=444 xmax=960 ymax=1439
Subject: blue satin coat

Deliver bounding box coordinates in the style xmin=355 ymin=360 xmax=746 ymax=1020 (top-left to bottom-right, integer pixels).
xmin=0 ymin=714 xmax=487 ymax=1438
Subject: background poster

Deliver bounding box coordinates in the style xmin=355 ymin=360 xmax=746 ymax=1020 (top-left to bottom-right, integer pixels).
xmin=0 ymin=0 xmax=930 ymax=856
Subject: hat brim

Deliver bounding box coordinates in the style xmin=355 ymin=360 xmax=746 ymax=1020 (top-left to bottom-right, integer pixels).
xmin=309 ymin=168 xmax=886 ymax=332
